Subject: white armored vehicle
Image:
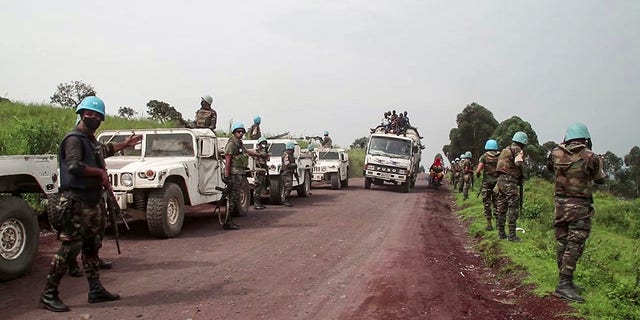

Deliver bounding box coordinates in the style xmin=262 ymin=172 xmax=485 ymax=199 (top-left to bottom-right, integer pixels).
xmin=363 ymin=127 xmax=424 ymax=192
xmin=97 ymin=128 xmax=250 ymax=238
xmin=312 ymin=148 xmax=350 ymax=189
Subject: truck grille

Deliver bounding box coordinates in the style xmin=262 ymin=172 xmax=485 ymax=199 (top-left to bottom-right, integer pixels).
xmin=108 ymin=173 xmax=119 ymax=187
xmin=369 ymin=164 xmax=402 ymax=173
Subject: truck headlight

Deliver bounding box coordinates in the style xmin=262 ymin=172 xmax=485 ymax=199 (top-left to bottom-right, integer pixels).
xmin=321 ymin=167 xmax=327 ymax=172
xmin=121 ymin=173 xmax=134 ymax=187
xmin=366 ymin=164 xmax=375 ymax=170
xmin=398 ymin=169 xmax=407 ymax=175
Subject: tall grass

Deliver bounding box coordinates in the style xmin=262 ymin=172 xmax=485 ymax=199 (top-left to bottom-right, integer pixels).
xmin=456 ymin=177 xmax=640 ymax=319
xmin=347 ymin=148 xmax=365 ymax=177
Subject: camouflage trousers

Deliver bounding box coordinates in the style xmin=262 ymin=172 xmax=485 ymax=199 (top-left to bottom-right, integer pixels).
xmin=254 ymin=170 xmax=267 ymax=198
xmin=481 ymin=180 xmax=498 ymax=220
xmin=46 ymin=193 xmax=105 ymax=288
xmin=228 ymin=174 xmax=246 ymax=217
xmin=461 ymin=173 xmax=472 ymax=198
xmin=495 ymin=175 xmax=520 ymax=235
xmin=282 ymin=172 xmax=293 ymax=198
xmin=554 ymin=197 xmax=593 ymax=277
xmin=453 ymin=172 xmax=461 ymax=190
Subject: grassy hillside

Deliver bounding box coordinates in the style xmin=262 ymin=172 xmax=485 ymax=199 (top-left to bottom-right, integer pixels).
xmin=456 ymin=178 xmax=640 ymax=319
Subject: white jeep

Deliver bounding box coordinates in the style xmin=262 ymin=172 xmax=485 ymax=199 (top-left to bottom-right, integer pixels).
xmin=312 ymin=148 xmax=350 ymax=189
xmin=97 ymin=128 xmax=251 ymax=238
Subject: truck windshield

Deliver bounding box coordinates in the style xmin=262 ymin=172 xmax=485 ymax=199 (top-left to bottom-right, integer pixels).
xmin=145 ymin=133 xmax=194 ymax=157
xmin=318 ymin=151 xmax=339 ymax=160
xmin=269 ymin=143 xmax=286 ymax=157
xmin=368 ymin=137 xmax=412 ymax=158
xmin=98 ymin=134 xmax=141 ymax=157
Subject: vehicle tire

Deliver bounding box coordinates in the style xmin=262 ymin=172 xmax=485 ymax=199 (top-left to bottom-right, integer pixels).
xmin=410 ymin=176 xmax=416 ymax=189
xmin=341 ymin=169 xmax=349 ymax=188
xmin=0 ymin=196 xmax=39 ymax=282
xmin=46 ymin=192 xmax=62 ymax=232
xmin=232 ymin=178 xmax=251 ymax=217
xmin=364 ymin=177 xmax=372 ymax=189
xmin=401 ymin=178 xmax=411 ymax=193
xmin=269 ymin=176 xmax=284 ymax=205
xmin=146 ymin=183 xmax=185 ymax=238
xmin=296 ymin=171 xmax=311 ymax=198
xmin=330 ymin=172 xmax=341 ymax=190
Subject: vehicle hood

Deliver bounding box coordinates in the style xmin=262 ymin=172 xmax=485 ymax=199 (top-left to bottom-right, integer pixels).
xmin=105 ymin=157 xmax=194 ymax=172
xmin=315 ymin=160 xmax=341 ymax=167
xmin=366 ymin=154 xmax=411 ymax=168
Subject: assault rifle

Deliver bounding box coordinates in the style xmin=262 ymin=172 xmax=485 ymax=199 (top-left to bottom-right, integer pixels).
xmin=266 ymin=132 xmax=290 ymax=139
xmin=519 ymin=178 xmax=524 ymax=213
xmin=103 ymin=188 xmax=126 ymax=254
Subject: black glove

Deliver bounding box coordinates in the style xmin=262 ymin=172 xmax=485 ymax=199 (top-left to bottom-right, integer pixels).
xmin=222 ymin=175 xmax=229 ymax=184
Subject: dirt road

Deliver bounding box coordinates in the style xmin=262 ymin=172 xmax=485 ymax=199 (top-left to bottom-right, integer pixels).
xmin=0 ymin=176 xmax=578 ymax=320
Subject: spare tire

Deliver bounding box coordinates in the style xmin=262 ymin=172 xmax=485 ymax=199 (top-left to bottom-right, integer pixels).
xmin=0 ymin=196 xmax=39 ymax=282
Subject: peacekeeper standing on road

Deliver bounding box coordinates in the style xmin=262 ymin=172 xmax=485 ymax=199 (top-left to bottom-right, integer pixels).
xmin=321 ymin=130 xmax=332 ymax=148
xmin=223 ymin=122 xmax=268 ymax=229
xmin=194 ymin=94 xmax=217 ymax=130
xmin=475 ymin=139 xmax=501 ymax=231
xmin=253 ymin=136 xmax=270 ymax=210
xmin=248 ymin=116 xmax=262 ymax=140
xmin=495 ymin=131 xmax=528 ymax=242
xmin=547 ymin=123 xmax=606 ymax=303
xmin=281 ymin=141 xmax=297 ymax=207
xmin=40 ymin=96 xmax=142 ymax=312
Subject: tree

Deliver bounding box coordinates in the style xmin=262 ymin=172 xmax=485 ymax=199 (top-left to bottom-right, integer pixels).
xmin=118 ymin=107 xmax=137 ymax=119
xmin=146 ymin=100 xmax=185 ymax=125
xmin=0 ymin=96 xmax=10 ymax=103
xmin=624 ymin=146 xmax=640 ymax=198
xmin=350 ymin=137 xmax=368 ymax=149
xmin=443 ymin=102 xmax=498 ymax=161
xmin=492 ymin=116 xmax=546 ymax=177
xmin=50 ymin=80 xmax=96 ymax=109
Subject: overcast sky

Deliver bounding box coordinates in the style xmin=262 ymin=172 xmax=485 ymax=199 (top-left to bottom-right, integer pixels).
xmin=1 ymin=1 xmax=638 ymax=166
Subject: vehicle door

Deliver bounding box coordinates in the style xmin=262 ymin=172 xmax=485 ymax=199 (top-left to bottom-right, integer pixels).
xmin=197 ymin=136 xmax=221 ymax=195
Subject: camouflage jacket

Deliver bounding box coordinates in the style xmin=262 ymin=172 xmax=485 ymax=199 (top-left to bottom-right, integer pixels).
xmin=496 ymin=143 xmax=524 ymax=179
xmin=547 ymin=142 xmax=606 ymax=199
xmin=194 ymin=108 xmax=217 ymax=130
xmin=479 ymin=150 xmax=500 ymax=180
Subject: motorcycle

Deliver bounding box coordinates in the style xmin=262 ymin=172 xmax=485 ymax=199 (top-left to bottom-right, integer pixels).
xmin=427 ymin=168 xmax=444 ymax=189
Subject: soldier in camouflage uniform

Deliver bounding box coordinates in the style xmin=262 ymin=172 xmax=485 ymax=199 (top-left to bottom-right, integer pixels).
xmin=451 ymin=158 xmax=460 ymax=191
xmin=495 ymin=131 xmax=527 ymax=242
xmin=547 ymin=123 xmax=606 ymax=303
xmin=253 ymin=136 xmax=270 ymax=210
xmin=248 ymin=116 xmax=262 ymax=140
xmin=224 ymin=122 xmax=268 ymax=229
xmin=40 ymin=96 xmax=142 ymax=312
xmin=459 ymin=151 xmax=474 ymax=200
xmin=194 ymin=94 xmax=217 ymax=130
xmin=281 ymin=141 xmax=297 ymax=207
xmin=321 ymin=131 xmax=332 ymax=148
xmin=475 ymin=139 xmax=500 ymax=230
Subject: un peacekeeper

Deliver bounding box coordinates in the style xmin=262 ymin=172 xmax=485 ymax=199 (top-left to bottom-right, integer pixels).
xmin=475 ymin=139 xmax=500 ymax=230
xmin=194 ymin=94 xmax=217 ymax=130
xmin=547 ymin=123 xmax=606 ymax=303
xmin=451 ymin=158 xmax=460 ymax=190
xmin=495 ymin=131 xmax=527 ymax=242
xmin=281 ymin=141 xmax=297 ymax=207
xmin=321 ymin=130 xmax=332 ymax=148
xmin=253 ymin=136 xmax=270 ymax=210
xmin=223 ymin=122 xmax=268 ymax=229
xmin=457 ymin=154 xmax=466 ymax=193
xmin=248 ymin=116 xmax=262 ymax=140
xmin=40 ymin=96 xmax=142 ymax=312
xmin=460 ymin=152 xmax=474 ymax=199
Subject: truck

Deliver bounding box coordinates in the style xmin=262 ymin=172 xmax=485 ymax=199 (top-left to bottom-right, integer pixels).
xmin=96 ymin=128 xmax=250 ymax=238
xmin=311 ymin=148 xmax=350 ymax=189
xmin=243 ymin=139 xmax=315 ymax=204
xmin=363 ymin=127 xmax=424 ymax=193
xmin=0 ymin=155 xmax=58 ymax=281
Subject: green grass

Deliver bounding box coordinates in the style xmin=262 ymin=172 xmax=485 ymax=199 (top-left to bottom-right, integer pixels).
xmin=455 ymin=177 xmax=640 ymax=319
xmin=347 ymin=148 xmax=365 ymax=177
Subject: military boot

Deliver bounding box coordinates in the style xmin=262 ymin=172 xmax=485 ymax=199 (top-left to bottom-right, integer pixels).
xmin=497 ymin=217 xmax=507 ymax=239
xmin=40 ymin=286 xmax=70 ymax=312
xmin=88 ymin=279 xmax=121 ymax=303
xmin=507 ymin=224 xmax=522 ymax=242
xmin=282 ymin=196 xmax=293 ymax=207
xmin=99 ymin=258 xmax=113 ymax=270
xmin=553 ymin=274 xmax=585 ymax=303
xmin=254 ymin=196 xmax=265 ymax=210
xmin=485 ymin=218 xmax=494 ymax=231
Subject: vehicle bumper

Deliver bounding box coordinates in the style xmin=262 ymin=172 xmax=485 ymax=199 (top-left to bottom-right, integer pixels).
xmin=364 ymin=170 xmax=406 ymax=182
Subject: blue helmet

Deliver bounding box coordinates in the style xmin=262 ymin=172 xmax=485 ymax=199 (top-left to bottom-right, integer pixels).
xmin=231 ymin=122 xmax=245 ymax=133
xmin=454 ymin=157 xmax=460 ymax=162
xmin=484 ymin=139 xmax=498 ymax=150
xmin=253 ymin=116 xmax=261 ymax=124
xmin=460 ymin=153 xmax=466 ymax=159
xmin=286 ymin=141 xmax=296 ymax=150
xmin=512 ymin=131 xmax=528 ymax=145
xmin=257 ymin=136 xmax=267 ymax=144
xmin=308 ymin=143 xmax=315 ymax=151
xmin=464 ymin=151 xmax=472 ymax=158
xmin=323 ymin=130 xmax=329 ymax=136
xmin=564 ymin=122 xmax=591 ymax=141
xmin=76 ymin=96 xmax=105 ymax=119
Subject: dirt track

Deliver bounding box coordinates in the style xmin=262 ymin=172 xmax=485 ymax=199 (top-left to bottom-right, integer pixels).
xmin=0 ymin=175 xmax=579 ymax=320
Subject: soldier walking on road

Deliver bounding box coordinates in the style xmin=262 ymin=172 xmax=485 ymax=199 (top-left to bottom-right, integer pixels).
xmin=248 ymin=116 xmax=262 ymax=140
xmin=475 ymin=139 xmax=500 ymax=230
xmin=460 ymin=151 xmax=474 ymax=200
xmin=40 ymin=96 xmax=142 ymax=312
xmin=495 ymin=131 xmax=527 ymax=242
xmin=253 ymin=136 xmax=270 ymax=210
xmin=547 ymin=123 xmax=606 ymax=303
xmin=194 ymin=94 xmax=217 ymax=130
xmin=281 ymin=141 xmax=297 ymax=207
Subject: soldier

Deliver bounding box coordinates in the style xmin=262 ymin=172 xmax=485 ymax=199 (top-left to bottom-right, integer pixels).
xmin=495 ymin=131 xmax=527 ymax=242
xmin=194 ymin=94 xmax=217 ymax=130
xmin=253 ymin=136 xmax=270 ymax=210
xmin=321 ymin=131 xmax=332 ymax=148
xmin=460 ymin=151 xmax=474 ymax=200
xmin=475 ymin=139 xmax=500 ymax=230
xmin=223 ymin=122 xmax=268 ymax=229
xmin=40 ymin=96 xmax=142 ymax=312
xmin=547 ymin=123 xmax=606 ymax=303
xmin=248 ymin=116 xmax=262 ymax=140
xmin=450 ymin=157 xmax=459 ymax=188
xmin=281 ymin=141 xmax=297 ymax=207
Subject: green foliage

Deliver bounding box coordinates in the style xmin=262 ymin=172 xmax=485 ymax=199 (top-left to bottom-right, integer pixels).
xmin=50 ymin=80 xmax=96 ymax=109
xmin=347 ymin=148 xmax=365 ymax=177
xmin=351 ymin=136 xmax=368 ymax=149
xmin=443 ymin=102 xmax=498 ymax=161
xmin=146 ymin=100 xmax=186 ymax=125
xmin=624 ymin=146 xmax=640 ymax=198
xmin=117 ymin=106 xmax=137 ymax=118
xmin=456 ymin=178 xmax=640 ymax=319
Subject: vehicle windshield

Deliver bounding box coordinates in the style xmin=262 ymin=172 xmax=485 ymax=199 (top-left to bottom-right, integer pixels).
xmin=269 ymin=143 xmax=286 ymax=158
xmin=368 ymin=136 xmax=412 ymax=158
xmin=318 ymin=151 xmax=339 ymax=160
xmin=145 ymin=133 xmax=194 ymax=157
xmin=98 ymin=134 xmax=141 ymax=157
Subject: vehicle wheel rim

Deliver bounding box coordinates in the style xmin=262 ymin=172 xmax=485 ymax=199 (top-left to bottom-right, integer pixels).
xmin=167 ymin=198 xmax=179 ymax=225
xmin=0 ymin=218 xmax=26 ymax=260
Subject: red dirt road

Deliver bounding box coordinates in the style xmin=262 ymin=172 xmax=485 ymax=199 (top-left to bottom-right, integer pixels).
xmin=0 ymin=176 xmax=578 ymax=320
